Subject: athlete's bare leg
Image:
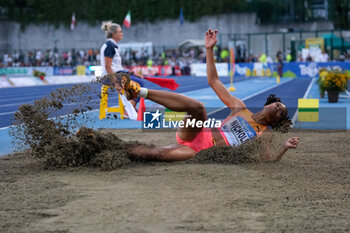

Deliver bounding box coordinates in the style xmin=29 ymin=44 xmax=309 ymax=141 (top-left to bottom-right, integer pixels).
xmin=126 ymin=89 xmax=205 ymax=161
xmin=128 ymin=144 xmax=196 ymax=161
xmin=146 ymin=89 xmax=207 ymax=141
xmin=116 ymin=73 xmax=206 ymax=140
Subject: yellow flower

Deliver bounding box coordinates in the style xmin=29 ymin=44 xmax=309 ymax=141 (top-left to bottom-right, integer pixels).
xmin=320 ymin=70 xmax=349 ymax=92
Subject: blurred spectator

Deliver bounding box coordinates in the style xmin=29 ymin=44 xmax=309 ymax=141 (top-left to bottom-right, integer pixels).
xmin=35 ymin=50 xmax=42 ymax=65
xmin=213 ymin=45 xmax=219 ymax=61
xmin=13 ymin=50 xmax=19 ymax=64
xmin=67 ymin=50 xmax=72 ymax=66
xmin=236 ymin=44 xmax=246 ymax=63
xmin=3 ymin=52 xmax=9 ymax=66
xmin=320 ymin=50 xmax=329 ymax=62
xmin=306 ymin=54 xmax=313 ymax=62
xmin=169 ymin=57 xmax=176 ymax=75
xmin=95 ymin=50 xmax=100 ymax=65
xmin=198 ymin=48 xmax=205 ymax=63
xmin=276 ymin=51 xmax=283 ymax=77
xmin=220 ymin=48 xmax=229 ymax=62
xmin=88 ymin=49 xmax=94 ymax=63
xmin=19 ymin=50 xmax=25 ymax=64
xmin=258 ymin=53 xmax=267 ymax=63
xmin=266 ymin=56 xmax=273 ymax=63
xmin=248 ymin=54 xmax=258 ymax=62
xmin=298 ymin=54 xmax=304 ymax=62
xmin=147 ymin=58 xmax=153 ymax=67
xmin=5 ymin=44 xmax=336 ymax=71
xmin=189 ymin=48 xmax=195 ymax=58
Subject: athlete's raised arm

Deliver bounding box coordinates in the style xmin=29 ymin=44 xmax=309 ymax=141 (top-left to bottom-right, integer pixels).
xmin=205 ymin=29 xmax=246 ymax=114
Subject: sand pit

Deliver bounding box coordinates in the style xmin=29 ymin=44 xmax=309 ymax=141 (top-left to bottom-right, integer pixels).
xmin=1 ymin=129 xmax=349 ymax=233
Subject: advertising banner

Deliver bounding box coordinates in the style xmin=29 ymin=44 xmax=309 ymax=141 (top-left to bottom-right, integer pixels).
xmin=0 ymin=77 xmax=12 ymax=88
xmin=234 ymin=62 xmax=350 ymax=78
xmin=76 ymin=65 xmax=86 ymax=76
xmin=53 ymin=67 xmax=74 ymax=75
xmin=294 ymin=62 xmax=350 ymax=78
xmin=0 ymin=67 xmax=54 ymax=77
xmin=305 ymin=37 xmax=324 ymax=50
xmin=190 ymin=63 xmax=229 ymax=77
xmin=1 ymin=62 xmax=348 ymax=80
xmin=130 ymin=65 xmax=172 ymax=76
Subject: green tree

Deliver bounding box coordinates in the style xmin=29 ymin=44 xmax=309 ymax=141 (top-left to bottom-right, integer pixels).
xmin=333 ymin=0 xmax=350 ymax=29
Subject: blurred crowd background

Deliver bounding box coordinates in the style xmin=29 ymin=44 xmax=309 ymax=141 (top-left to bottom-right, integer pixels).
xmin=1 ymin=0 xmax=350 ymax=74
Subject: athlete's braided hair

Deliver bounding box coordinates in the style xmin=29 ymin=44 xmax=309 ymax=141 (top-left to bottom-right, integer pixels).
xmin=264 ymin=94 xmax=292 ymax=133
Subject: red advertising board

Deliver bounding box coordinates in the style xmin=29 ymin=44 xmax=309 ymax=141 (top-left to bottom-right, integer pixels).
xmin=130 ymin=65 xmax=173 ymax=76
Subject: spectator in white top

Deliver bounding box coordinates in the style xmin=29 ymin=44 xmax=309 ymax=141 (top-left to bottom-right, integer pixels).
xmin=67 ymin=51 xmax=72 ymax=65
xmin=36 ymin=50 xmax=42 ymax=63
xmin=266 ymin=56 xmax=273 ymax=63
xmin=320 ymin=50 xmax=329 ymax=62
xmin=13 ymin=50 xmax=19 ymax=63
xmin=79 ymin=49 xmax=85 ymax=59
xmin=3 ymin=52 xmax=9 ymax=66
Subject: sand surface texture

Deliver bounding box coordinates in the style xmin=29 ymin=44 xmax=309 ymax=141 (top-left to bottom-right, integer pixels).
xmin=1 ymin=129 xmax=349 ymax=233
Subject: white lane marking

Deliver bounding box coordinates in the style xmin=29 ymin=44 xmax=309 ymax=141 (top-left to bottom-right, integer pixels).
xmin=0 ymin=95 xmax=117 ymax=129
xmin=291 ymin=78 xmax=315 ymax=126
xmin=196 ymin=96 xmax=219 ymax=100
xmin=0 ymin=102 xmax=35 ymax=108
xmin=302 ymin=77 xmax=316 ymax=99
xmin=207 ymin=78 xmax=295 ymax=116
xmin=0 ymin=111 xmax=16 ymax=116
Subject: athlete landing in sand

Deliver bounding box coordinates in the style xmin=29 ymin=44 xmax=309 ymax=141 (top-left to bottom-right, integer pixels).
xmin=106 ymin=28 xmax=300 ymax=162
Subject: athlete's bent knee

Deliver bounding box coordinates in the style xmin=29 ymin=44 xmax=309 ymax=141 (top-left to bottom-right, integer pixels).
xmin=190 ymin=101 xmax=206 ymax=120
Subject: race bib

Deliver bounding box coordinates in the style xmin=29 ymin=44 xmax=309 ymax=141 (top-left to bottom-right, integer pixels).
xmin=221 ymin=116 xmax=257 ymax=147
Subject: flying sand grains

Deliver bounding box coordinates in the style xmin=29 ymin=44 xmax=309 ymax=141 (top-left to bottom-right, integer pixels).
xmin=9 ymin=84 xmax=146 ymax=170
xmin=10 ymin=81 xmax=284 ymax=170
xmin=190 ymin=140 xmax=262 ymax=164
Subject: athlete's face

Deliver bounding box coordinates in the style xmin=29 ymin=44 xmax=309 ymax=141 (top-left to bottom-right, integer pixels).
xmin=264 ymin=102 xmax=287 ymax=125
xmin=113 ymin=27 xmax=123 ymax=42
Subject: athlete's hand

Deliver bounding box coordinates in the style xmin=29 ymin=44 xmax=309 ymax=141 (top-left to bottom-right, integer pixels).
xmin=205 ymin=28 xmax=218 ymax=49
xmin=283 ymin=137 xmax=300 ymax=149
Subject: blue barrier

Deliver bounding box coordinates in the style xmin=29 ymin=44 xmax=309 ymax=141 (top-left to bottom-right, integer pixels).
xmin=1 ymin=62 xmax=349 ymax=78
xmin=234 ymin=61 xmax=350 ymax=78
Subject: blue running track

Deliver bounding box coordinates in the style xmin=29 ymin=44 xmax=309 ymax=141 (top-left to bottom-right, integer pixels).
xmin=209 ymin=78 xmax=312 ymax=120
xmin=0 ymin=76 xmax=243 ymax=128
